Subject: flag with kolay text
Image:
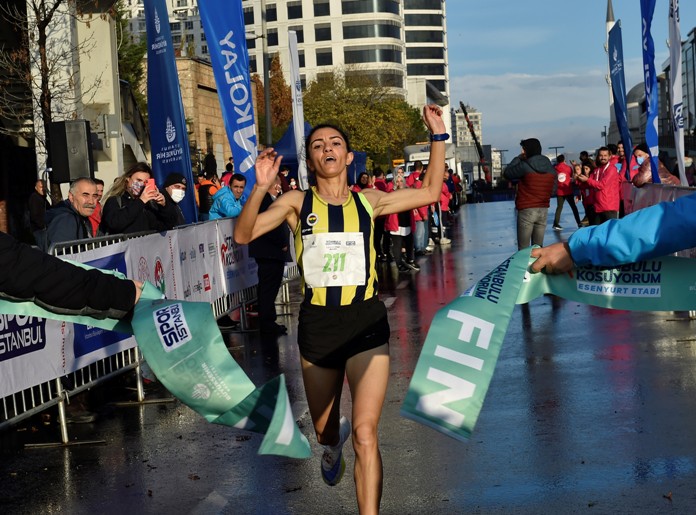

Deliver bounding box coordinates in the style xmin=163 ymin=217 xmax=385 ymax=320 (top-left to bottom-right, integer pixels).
xmin=199 ymin=0 xmax=258 ymax=197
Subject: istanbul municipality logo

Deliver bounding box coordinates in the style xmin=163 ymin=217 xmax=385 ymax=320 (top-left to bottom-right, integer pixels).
xmin=155 ymin=9 xmax=161 ymax=34
xmin=165 ymin=117 xmax=176 ymax=143
xmin=192 ymin=384 xmax=211 ymax=400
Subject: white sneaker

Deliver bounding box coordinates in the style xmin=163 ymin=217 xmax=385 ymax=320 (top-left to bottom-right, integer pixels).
xmin=428 ymin=238 xmax=436 ymax=247
xmin=439 ymin=237 xmax=451 ymax=245
xmin=321 ymin=416 xmax=351 ymax=486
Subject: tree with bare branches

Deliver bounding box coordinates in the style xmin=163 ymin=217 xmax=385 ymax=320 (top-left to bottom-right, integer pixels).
xmin=0 ymin=0 xmax=105 ymax=182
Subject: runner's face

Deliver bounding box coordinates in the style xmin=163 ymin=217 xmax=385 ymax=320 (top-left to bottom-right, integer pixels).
xmin=307 ymin=128 xmax=353 ymax=178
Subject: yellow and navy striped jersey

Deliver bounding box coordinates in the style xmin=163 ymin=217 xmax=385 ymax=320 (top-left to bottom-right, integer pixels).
xmin=294 ymin=187 xmax=378 ymax=306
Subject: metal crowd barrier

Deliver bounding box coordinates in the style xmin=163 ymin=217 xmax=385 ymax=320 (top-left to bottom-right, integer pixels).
xmin=1 ymin=223 xmax=300 ymax=445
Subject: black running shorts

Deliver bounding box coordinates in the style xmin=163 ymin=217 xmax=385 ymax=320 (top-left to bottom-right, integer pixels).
xmin=298 ymin=296 xmax=390 ymax=369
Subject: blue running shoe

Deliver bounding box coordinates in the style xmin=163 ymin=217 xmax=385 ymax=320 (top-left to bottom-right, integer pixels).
xmin=321 ymin=416 xmax=350 ymax=486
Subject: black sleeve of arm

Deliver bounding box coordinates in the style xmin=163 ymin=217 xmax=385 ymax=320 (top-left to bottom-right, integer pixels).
xmin=0 ymin=232 xmax=137 ymax=320
xmin=503 ymin=157 xmax=528 ymax=180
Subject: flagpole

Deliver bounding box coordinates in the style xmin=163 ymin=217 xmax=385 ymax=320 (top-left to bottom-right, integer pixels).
xmin=261 ymin=0 xmax=272 ymax=147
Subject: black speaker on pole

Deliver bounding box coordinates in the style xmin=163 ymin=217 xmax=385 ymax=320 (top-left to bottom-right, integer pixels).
xmin=49 ymin=120 xmax=95 ymax=183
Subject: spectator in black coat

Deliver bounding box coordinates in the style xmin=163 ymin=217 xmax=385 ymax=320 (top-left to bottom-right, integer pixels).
xmin=28 ymin=179 xmax=50 ymax=248
xmin=100 ymin=163 xmax=179 ymax=235
xmin=45 ymin=177 xmax=98 ymax=251
xmin=248 ymin=175 xmax=291 ymax=336
xmin=160 ymin=172 xmax=188 ymax=229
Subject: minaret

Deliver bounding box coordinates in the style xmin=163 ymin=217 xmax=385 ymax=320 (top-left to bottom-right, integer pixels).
xmin=606 ymin=0 xmax=616 ymax=140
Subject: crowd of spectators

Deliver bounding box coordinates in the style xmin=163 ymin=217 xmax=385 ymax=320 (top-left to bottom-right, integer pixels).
xmin=503 ymin=138 xmax=696 ymax=250
xmin=353 ymin=161 xmax=462 ymax=274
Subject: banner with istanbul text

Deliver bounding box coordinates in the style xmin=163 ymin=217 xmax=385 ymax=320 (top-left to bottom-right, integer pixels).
xmin=0 ymin=278 xmax=309 ymax=458
xmin=199 ymin=0 xmax=258 ymax=196
xmin=144 ymin=0 xmax=198 ymax=223
xmin=0 ymin=219 xmax=260 ymax=399
xmin=403 ymin=248 xmax=696 ymax=442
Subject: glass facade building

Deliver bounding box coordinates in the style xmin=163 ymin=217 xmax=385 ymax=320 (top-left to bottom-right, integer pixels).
xmin=127 ymin=0 xmax=450 ymax=109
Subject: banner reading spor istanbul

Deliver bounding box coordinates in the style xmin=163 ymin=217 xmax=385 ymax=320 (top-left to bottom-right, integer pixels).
xmin=199 ymin=0 xmax=258 ymax=196
xmin=144 ymin=0 xmax=198 ymax=223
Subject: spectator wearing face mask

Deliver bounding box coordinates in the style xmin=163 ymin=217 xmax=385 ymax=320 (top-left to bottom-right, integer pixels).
xmin=630 ymin=143 xmax=680 ymax=188
xmin=100 ymin=163 xmax=180 ymax=235
xmin=160 ymin=173 xmax=188 ymax=228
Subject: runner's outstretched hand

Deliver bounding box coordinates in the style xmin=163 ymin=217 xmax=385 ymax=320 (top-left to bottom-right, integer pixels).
xmin=255 ymin=148 xmax=283 ymax=190
xmin=422 ymin=104 xmax=446 ymax=135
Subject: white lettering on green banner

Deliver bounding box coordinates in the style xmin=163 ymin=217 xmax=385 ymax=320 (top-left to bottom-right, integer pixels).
xmin=402 ymin=248 xmax=696 ymax=442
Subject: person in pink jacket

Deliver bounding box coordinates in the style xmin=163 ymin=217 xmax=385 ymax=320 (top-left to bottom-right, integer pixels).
xmin=576 ymin=147 xmax=620 ymax=224
xmin=552 ymin=154 xmax=582 ymax=230
xmin=385 ymin=175 xmax=419 ymax=272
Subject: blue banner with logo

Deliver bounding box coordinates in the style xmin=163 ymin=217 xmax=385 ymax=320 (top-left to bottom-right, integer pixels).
xmin=144 ymin=0 xmax=198 ymax=222
xmin=640 ymin=0 xmax=661 ymax=183
xmin=199 ymin=0 xmax=258 ymax=196
xmin=608 ymin=22 xmax=634 ymax=180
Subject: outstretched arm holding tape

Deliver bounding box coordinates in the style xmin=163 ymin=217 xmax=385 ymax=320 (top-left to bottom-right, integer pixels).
xmin=0 ymin=232 xmax=142 ymax=319
xmin=531 ymin=192 xmax=696 ymax=273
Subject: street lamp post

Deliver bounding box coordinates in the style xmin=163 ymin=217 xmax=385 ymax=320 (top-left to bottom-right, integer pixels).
xmin=261 ymin=0 xmax=272 ymax=147
xmin=497 ymin=149 xmax=508 ymax=183
xmin=498 ymin=149 xmax=508 ymax=166
xmin=549 ymin=146 xmax=564 ymax=159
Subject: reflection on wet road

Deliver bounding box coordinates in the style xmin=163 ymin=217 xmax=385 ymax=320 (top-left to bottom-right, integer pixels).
xmin=3 ymin=201 xmax=696 ymax=514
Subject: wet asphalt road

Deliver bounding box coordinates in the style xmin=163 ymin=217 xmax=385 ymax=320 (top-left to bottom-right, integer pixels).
xmin=3 ymin=199 xmax=696 ymax=514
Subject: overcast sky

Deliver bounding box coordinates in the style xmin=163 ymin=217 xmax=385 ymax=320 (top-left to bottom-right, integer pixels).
xmin=446 ymin=0 xmax=696 ymax=158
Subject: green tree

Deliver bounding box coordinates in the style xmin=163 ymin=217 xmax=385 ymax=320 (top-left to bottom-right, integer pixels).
xmin=303 ymin=70 xmax=427 ymax=165
xmin=252 ymin=53 xmax=292 ymax=144
xmin=113 ymin=1 xmax=147 ymax=116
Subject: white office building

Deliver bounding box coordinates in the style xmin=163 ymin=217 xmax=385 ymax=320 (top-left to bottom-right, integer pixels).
xmin=126 ymin=0 xmax=452 ymax=125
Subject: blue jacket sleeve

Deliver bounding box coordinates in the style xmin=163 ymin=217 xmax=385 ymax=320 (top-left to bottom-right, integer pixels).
xmin=568 ymin=192 xmax=696 ymax=266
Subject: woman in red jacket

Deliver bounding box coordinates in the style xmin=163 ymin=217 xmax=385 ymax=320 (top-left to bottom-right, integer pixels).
xmin=552 ymin=155 xmax=582 ymax=230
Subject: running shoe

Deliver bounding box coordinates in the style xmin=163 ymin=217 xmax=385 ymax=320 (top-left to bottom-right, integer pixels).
xmin=405 ymin=260 xmax=420 ymax=271
xmin=553 ymin=225 xmax=562 ymax=231
xmin=439 ymin=237 xmax=452 ymax=245
xmin=321 ymin=416 xmax=351 ymax=486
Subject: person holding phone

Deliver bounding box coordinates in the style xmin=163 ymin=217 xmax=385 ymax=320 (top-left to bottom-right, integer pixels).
xmin=100 ymin=162 xmax=180 ymax=235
